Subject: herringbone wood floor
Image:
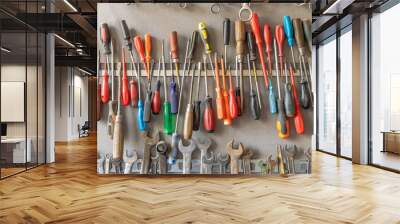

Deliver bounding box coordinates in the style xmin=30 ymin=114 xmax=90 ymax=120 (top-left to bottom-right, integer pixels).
xmin=1 ymin=135 xmax=400 ymax=224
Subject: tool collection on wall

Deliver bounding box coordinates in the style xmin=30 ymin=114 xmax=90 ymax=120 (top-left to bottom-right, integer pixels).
xmin=97 ymin=3 xmax=312 ymax=175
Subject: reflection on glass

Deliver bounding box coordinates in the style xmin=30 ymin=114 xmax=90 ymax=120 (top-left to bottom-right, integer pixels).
xmin=371 ymin=4 xmax=400 ymax=171
xmin=340 ymin=29 xmax=352 ymax=158
xmin=317 ymin=37 xmax=337 ymax=154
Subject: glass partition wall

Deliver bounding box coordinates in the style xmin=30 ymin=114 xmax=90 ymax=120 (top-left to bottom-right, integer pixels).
xmin=0 ymin=2 xmax=46 ymax=179
xmin=316 ymin=26 xmax=353 ymax=159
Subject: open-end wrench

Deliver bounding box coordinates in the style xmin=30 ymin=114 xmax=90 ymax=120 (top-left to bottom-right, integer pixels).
xmin=226 ymin=139 xmax=244 ymax=174
xmin=217 ymin=152 xmax=230 ymax=174
xmin=140 ymin=129 xmax=160 ymax=174
xmin=202 ymin=151 xmax=215 ymax=174
xmin=105 ymin=153 xmax=111 ymax=174
xmin=124 ymin=150 xmax=138 ymax=174
xmin=156 ymin=141 xmax=168 ymax=174
xmin=242 ymin=149 xmax=253 ymax=175
xmin=178 ymin=139 xmax=197 ymax=174
xmin=194 ymin=134 xmax=212 ymax=174
xmin=150 ymin=150 xmax=159 ymax=175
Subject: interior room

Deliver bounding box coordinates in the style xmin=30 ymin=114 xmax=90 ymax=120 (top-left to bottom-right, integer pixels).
xmin=0 ymin=0 xmax=400 ymax=223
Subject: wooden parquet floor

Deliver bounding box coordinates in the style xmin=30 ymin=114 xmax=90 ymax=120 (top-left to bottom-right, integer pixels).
xmin=1 ymin=135 xmax=400 ymax=224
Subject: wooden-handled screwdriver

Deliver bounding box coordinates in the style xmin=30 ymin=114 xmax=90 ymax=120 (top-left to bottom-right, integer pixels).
xmin=112 ymin=64 xmax=124 ymax=172
xmin=202 ymin=54 xmax=215 ymax=132
xmin=169 ymin=31 xmax=180 ymax=86
xmin=183 ymin=63 xmax=196 ymax=140
xmin=235 ymin=20 xmax=245 ymax=114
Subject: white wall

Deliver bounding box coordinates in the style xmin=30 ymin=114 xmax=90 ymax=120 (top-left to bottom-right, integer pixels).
xmin=54 ymin=67 xmax=89 ymax=141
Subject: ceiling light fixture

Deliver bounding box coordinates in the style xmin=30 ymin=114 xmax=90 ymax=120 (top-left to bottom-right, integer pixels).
xmin=1 ymin=47 xmax=11 ymax=53
xmin=63 ymin=0 xmax=78 ymax=12
xmin=78 ymin=67 xmax=93 ymax=76
xmin=54 ymin=34 xmax=75 ymax=48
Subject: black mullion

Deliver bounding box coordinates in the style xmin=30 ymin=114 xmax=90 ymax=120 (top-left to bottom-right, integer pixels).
xmin=24 ymin=0 xmax=28 ymax=171
xmin=336 ymin=28 xmax=341 ymax=157
xmin=367 ymin=11 xmax=373 ymax=165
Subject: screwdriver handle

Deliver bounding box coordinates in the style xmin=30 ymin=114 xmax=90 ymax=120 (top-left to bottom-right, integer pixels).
xmin=169 ymin=31 xmax=179 ymax=62
xmin=293 ymin=18 xmax=306 ymax=56
xmin=215 ymin=55 xmax=225 ymax=120
xmin=302 ymin=19 xmax=312 ymax=53
xmin=301 ymin=79 xmax=311 ymax=109
xmin=163 ymin=102 xmax=173 ymax=134
xmin=193 ymin=100 xmax=201 ymax=131
xmin=275 ymin=25 xmax=285 ymax=57
xmin=143 ymin=89 xmax=152 ymax=123
xmin=120 ymin=20 xmax=132 ymax=51
xmin=151 ymin=80 xmax=161 ymax=114
xmin=203 ymin=97 xmax=215 ymax=132
xmin=137 ymin=99 xmax=147 ymax=131
xmin=130 ymin=80 xmax=138 ymax=107
xmin=263 ymin=24 xmax=273 ymax=73
xmin=250 ymin=89 xmax=260 ymax=120
xmin=183 ymin=104 xmax=194 ymax=140
xmin=284 ymin=82 xmax=295 ymax=117
xmin=276 ymin=98 xmax=289 ymax=138
xmin=100 ymin=23 xmax=111 ymax=55
xmin=235 ymin=20 xmax=246 ymax=58
xmin=221 ymin=58 xmax=231 ymax=125
xmin=283 ymin=16 xmax=295 ymax=47
xmin=269 ymin=78 xmax=277 ymax=114
xmin=250 ymin=13 xmax=263 ymax=46
xmin=145 ymin=34 xmax=152 ymax=62
xmin=198 ymin=23 xmax=212 ymax=54
xmin=101 ymin=64 xmax=110 ymax=103
xmin=246 ymin=32 xmax=257 ymax=61
xmin=223 ymin=18 xmax=231 ymax=46
xmin=290 ymin=65 xmax=304 ymax=134
xmin=134 ymin=36 xmax=145 ymax=63
xmin=170 ymin=81 xmax=179 ymax=114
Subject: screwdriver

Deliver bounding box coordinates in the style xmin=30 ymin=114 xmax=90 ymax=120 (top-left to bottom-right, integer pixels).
xmin=161 ymin=41 xmax=173 ymax=134
xmin=247 ymin=54 xmax=260 ymax=120
xmin=198 ymin=22 xmax=216 ymax=79
xmin=302 ymin=19 xmax=312 ymax=55
xmin=263 ymin=23 xmax=277 ymax=114
xmin=284 ymin=61 xmax=295 ymax=117
xmin=202 ymin=54 xmax=216 ymax=132
xmin=214 ymin=53 xmax=226 ymax=120
xmin=136 ymin=62 xmax=147 ymax=132
xmin=290 ymin=63 xmax=304 ymax=134
xmin=221 ymin=57 xmax=232 ymax=125
xmin=169 ymin=31 xmax=180 ymax=86
xmin=183 ymin=63 xmax=196 ymax=140
xmin=293 ymin=18 xmax=313 ymax=108
xmin=274 ymin=38 xmax=289 ymax=139
xmin=143 ymin=60 xmax=154 ymax=123
xmin=250 ymin=13 xmax=270 ymax=92
xmin=120 ymin=20 xmax=139 ymax=107
xmin=169 ymin=40 xmax=191 ymax=165
xmin=235 ymin=20 xmax=245 ymax=113
xmin=169 ymin=52 xmax=179 ymax=114
xmin=187 ymin=31 xmax=198 ymax=76
xmin=97 ymin=50 xmax=102 ymax=121
xmin=121 ymin=48 xmax=130 ymax=106
xmin=151 ymin=60 xmax=161 ymax=114
xmin=275 ymin=25 xmax=285 ymax=77
xmin=144 ymin=34 xmax=152 ymax=79
xmin=100 ymin=23 xmax=111 ymax=104
xmin=134 ymin=36 xmax=146 ymax=78
xmin=246 ymin=31 xmax=262 ymax=111
xmin=234 ymin=56 xmax=241 ymax=116
xmin=223 ymin=18 xmax=230 ymax=68
xmin=106 ymin=40 xmax=115 ymax=139
xmin=193 ymin=62 xmax=202 ymax=131
xmin=299 ymin=55 xmax=310 ymax=109
xmin=283 ymin=16 xmax=297 ymax=70
xmin=228 ymin=66 xmax=238 ymax=119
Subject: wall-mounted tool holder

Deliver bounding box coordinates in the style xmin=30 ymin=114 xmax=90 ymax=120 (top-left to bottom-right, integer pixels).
xmin=97 ymin=3 xmax=312 ymax=176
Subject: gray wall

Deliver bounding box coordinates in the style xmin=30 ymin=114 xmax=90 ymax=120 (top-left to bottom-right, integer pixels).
xmin=97 ymin=3 xmax=313 ymax=161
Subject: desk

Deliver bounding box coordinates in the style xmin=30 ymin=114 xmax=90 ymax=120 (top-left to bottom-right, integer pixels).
xmin=1 ymin=138 xmax=32 ymax=163
xmin=381 ymin=131 xmax=400 ymax=154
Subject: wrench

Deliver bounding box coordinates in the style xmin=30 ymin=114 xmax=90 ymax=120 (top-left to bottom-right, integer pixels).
xmin=156 ymin=141 xmax=168 ymax=174
xmin=284 ymin=145 xmax=297 ymax=174
xmin=226 ymin=139 xmax=244 ymax=174
xmin=140 ymin=128 xmax=160 ymax=174
xmin=97 ymin=154 xmax=105 ymax=174
xmin=105 ymin=153 xmax=111 ymax=174
xmin=124 ymin=150 xmax=138 ymax=174
xmin=178 ymin=139 xmax=197 ymax=174
xmin=151 ymin=150 xmax=159 ymax=175
xmin=194 ymin=134 xmax=212 ymax=174
xmin=202 ymin=151 xmax=215 ymax=174
xmin=217 ymin=152 xmax=230 ymax=174
xmin=242 ymin=149 xmax=253 ymax=175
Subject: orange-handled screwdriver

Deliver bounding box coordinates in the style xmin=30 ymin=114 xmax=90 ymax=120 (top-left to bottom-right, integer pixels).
xmin=228 ymin=66 xmax=238 ymax=119
xmin=221 ymin=57 xmax=232 ymax=125
xmin=144 ymin=34 xmax=152 ymax=80
xmin=214 ymin=53 xmax=225 ymax=120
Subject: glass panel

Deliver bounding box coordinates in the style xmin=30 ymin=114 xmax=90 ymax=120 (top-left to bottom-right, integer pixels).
xmin=371 ymin=4 xmax=400 ymax=171
xmin=339 ymin=29 xmax=352 ymax=158
xmin=1 ymin=31 xmax=28 ymax=177
xmin=317 ymin=37 xmax=337 ymax=154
